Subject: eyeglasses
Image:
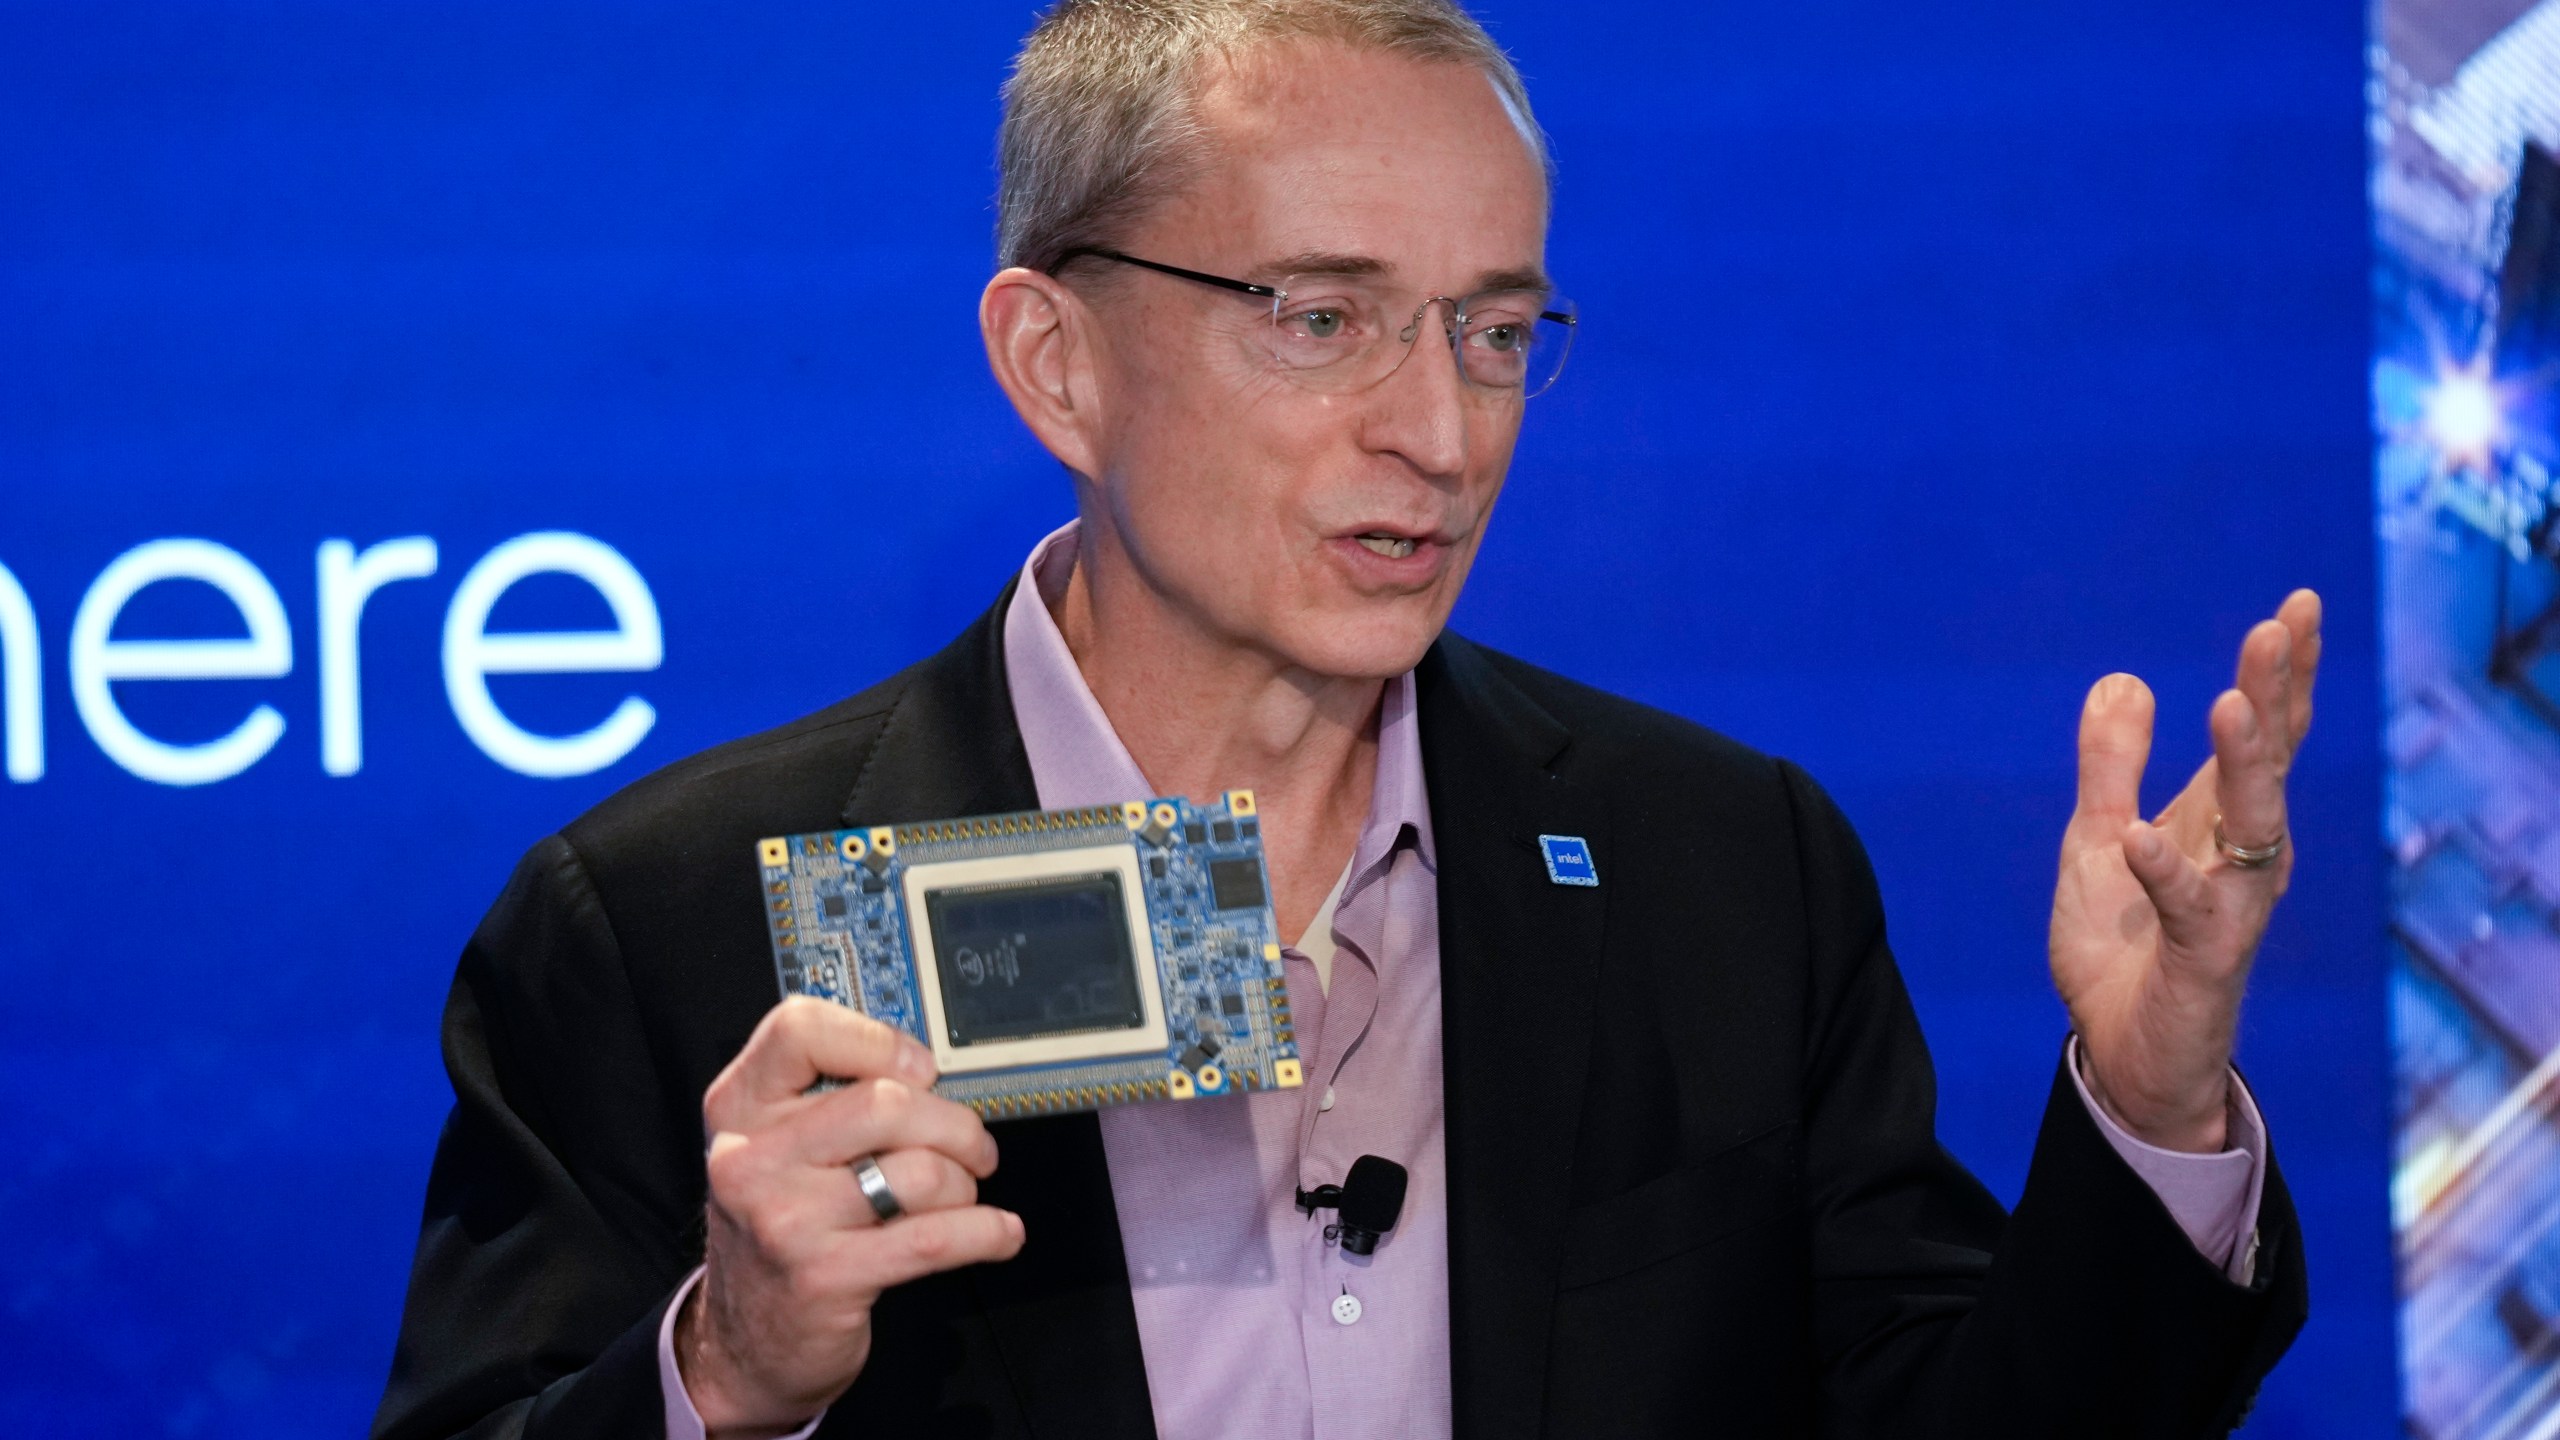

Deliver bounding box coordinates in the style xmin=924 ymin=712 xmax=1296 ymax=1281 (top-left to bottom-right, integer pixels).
xmin=1054 ymin=248 xmax=1578 ymax=400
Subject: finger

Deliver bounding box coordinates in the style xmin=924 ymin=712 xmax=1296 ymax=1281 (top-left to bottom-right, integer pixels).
xmin=708 ymin=998 xmax=937 ymax=1130
xmin=2073 ymin=674 xmax=2156 ymax=831
xmin=2231 ymin=619 xmax=2295 ymax=764
xmin=2208 ymin=687 xmax=2289 ymax=858
xmin=699 ymin=1118 xmax=989 ymax=1262
xmin=783 ymin=1076 xmax=1001 ymax=1179
xmin=2121 ymin=819 xmax=2225 ymax=957
xmin=2149 ymin=755 xmax=2219 ymax=854
xmin=845 ymin=1148 xmax=979 ymax=1224
xmin=836 ymin=1205 xmax=1027 ymax=1292
xmin=2276 ymin=588 xmax=2323 ymax=748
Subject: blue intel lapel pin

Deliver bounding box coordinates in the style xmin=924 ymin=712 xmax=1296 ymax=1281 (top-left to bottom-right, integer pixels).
xmin=1538 ymin=834 xmax=1599 ymax=887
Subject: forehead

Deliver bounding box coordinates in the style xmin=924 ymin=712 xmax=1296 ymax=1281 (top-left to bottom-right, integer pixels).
xmin=1141 ymin=39 xmax=1548 ymax=283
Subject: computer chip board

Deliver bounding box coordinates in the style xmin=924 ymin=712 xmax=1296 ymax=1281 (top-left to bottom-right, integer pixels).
xmin=757 ymin=791 xmax=1302 ymax=1119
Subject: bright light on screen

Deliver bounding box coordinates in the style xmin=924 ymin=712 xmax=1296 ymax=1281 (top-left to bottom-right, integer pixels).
xmin=2419 ymin=353 xmax=2509 ymax=471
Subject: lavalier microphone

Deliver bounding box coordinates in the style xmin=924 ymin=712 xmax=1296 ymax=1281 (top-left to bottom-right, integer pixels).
xmin=1295 ymin=1154 xmax=1408 ymax=1256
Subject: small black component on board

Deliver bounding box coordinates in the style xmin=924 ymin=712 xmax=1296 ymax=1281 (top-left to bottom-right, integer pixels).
xmin=1211 ymin=859 xmax=1265 ymax=911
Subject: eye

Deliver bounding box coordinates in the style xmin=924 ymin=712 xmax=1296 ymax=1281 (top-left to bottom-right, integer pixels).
xmin=1479 ymin=323 xmax=1524 ymax=354
xmin=1277 ymin=295 xmax=1365 ymax=343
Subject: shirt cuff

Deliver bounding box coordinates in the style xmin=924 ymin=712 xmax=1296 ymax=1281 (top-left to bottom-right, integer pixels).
xmin=2065 ymin=1036 xmax=2267 ymax=1285
xmin=659 ymin=1266 xmax=829 ymax=1440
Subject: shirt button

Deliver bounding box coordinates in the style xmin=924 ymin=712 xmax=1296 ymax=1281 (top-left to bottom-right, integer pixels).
xmin=1331 ymin=1291 xmax=1363 ymax=1326
xmin=1320 ymin=1087 xmax=1336 ymax=1112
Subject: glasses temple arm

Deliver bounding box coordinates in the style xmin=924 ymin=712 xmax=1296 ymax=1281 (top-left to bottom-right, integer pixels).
xmin=1050 ymin=248 xmax=1284 ymax=300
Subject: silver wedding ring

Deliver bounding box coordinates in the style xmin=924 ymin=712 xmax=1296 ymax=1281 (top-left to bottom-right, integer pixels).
xmin=852 ymin=1152 xmax=905 ymax=1222
xmin=2212 ymin=814 xmax=2286 ymax=869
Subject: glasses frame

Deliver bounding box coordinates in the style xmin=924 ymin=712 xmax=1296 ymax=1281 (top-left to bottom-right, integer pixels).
xmin=1052 ymin=247 xmax=1578 ymax=399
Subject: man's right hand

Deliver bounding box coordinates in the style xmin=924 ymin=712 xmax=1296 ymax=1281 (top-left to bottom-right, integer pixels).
xmin=677 ymin=996 xmax=1025 ymax=1438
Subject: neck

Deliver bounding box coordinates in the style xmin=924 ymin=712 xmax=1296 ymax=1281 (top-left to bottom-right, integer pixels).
xmin=1051 ymin=525 xmax=1380 ymax=943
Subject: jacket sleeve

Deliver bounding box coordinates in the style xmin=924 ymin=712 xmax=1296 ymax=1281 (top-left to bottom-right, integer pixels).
xmin=1781 ymin=761 xmax=2308 ymax=1439
xmin=372 ymin=836 xmax=705 ymax=1440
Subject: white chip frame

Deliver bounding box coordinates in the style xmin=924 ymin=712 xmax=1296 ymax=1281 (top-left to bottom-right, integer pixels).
xmin=901 ymin=841 xmax=1171 ymax=1076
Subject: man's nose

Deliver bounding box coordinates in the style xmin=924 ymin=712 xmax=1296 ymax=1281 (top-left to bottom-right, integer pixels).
xmin=1365 ymin=300 xmax=1470 ymax=480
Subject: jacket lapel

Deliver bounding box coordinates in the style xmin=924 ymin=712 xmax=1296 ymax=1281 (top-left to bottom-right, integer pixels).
xmin=1419 ymin=634 xmax=1610 ymax=1440
xmin=839 ymin=585 xmax=1157 ymax=1438
xmin=837 ymin=581 xmax=1041 ymax=833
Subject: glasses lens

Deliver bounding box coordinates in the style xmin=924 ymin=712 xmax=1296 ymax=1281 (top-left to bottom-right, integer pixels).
xmin=1459 ymin=291 xmax=1575 ymax=398
xmin=1264 ymin=278 xmax=1397 ymax=388
xmin=1259 ymin=279 xmax=1577 ymax=397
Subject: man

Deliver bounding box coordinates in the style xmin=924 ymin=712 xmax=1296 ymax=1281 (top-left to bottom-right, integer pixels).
xmin=373 ymin=2 xmax=2314 ymax=1436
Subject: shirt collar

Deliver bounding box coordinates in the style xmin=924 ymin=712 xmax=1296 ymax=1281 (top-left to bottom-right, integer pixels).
xmin=1001 ymin=519 xmax=1435 ymax=875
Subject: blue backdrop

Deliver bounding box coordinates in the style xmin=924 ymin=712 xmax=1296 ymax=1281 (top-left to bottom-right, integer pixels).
xmin=0 ymin=2 xmax=2381 ymax=1434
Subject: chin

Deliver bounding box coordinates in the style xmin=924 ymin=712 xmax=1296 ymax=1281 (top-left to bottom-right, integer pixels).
xmin=1272 ymin=605 xmax=1446 ymax=682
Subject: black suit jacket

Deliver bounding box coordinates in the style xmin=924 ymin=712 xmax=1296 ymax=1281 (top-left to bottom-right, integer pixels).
xmin=373 ymin=591 xmax=2305 ymax=1439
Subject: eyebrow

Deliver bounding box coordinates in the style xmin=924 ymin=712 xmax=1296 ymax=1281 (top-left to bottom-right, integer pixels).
xmin=1257 ymin=250 xmax=1388 ymax=281
xmin=1472 ymin=266 xmax=1553 ymax=295
xmin=1256 ymin=251 xmax=1553 ymax=296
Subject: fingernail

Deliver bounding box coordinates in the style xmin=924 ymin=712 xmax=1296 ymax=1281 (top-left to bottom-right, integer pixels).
xmin=2134 ymin=824 xmax=2164 ymax=860
xmin=1006 ymin=1211 xmax=1026 ymax=1242
xmin=904 ymin=1044 xmax=937 ymax=1084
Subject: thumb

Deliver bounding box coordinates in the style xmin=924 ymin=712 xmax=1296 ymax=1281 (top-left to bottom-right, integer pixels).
xmin=2074 ymin=674 xmax=2156 ymax=829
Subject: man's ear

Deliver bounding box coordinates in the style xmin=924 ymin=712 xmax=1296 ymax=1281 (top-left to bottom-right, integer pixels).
xmin=981 ymin=267 xmax=1105 ymax=478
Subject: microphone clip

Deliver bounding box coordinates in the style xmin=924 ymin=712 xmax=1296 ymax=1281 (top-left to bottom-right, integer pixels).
xmin=1295 ymin=1154 xmax=1409 ymax=1256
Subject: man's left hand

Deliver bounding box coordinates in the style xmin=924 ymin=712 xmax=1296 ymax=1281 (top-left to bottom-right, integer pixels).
xmin=2049 ymin=589 xmax=2323 ymax=1153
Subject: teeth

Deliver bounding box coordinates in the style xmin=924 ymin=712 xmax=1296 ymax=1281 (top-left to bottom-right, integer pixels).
xmin=1356 ymin=534 xmax=1418 ymax=559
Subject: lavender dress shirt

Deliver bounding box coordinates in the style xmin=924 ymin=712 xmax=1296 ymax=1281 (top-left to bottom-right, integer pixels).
xmin=658 ymin=520 xmax=2268 ymax=1440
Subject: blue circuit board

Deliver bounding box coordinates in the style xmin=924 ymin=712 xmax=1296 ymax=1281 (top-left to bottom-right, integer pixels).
xmin=757 ymin=792 xmax=1301 ymax=1118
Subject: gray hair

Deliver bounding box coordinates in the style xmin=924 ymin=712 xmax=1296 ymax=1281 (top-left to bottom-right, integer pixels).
xmin=995 ymin=0 xmax=1547 ymax=273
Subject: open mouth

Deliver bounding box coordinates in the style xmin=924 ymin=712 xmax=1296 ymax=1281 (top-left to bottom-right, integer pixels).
xmin=1353 ymin=533 xmax=1420 ymax=560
